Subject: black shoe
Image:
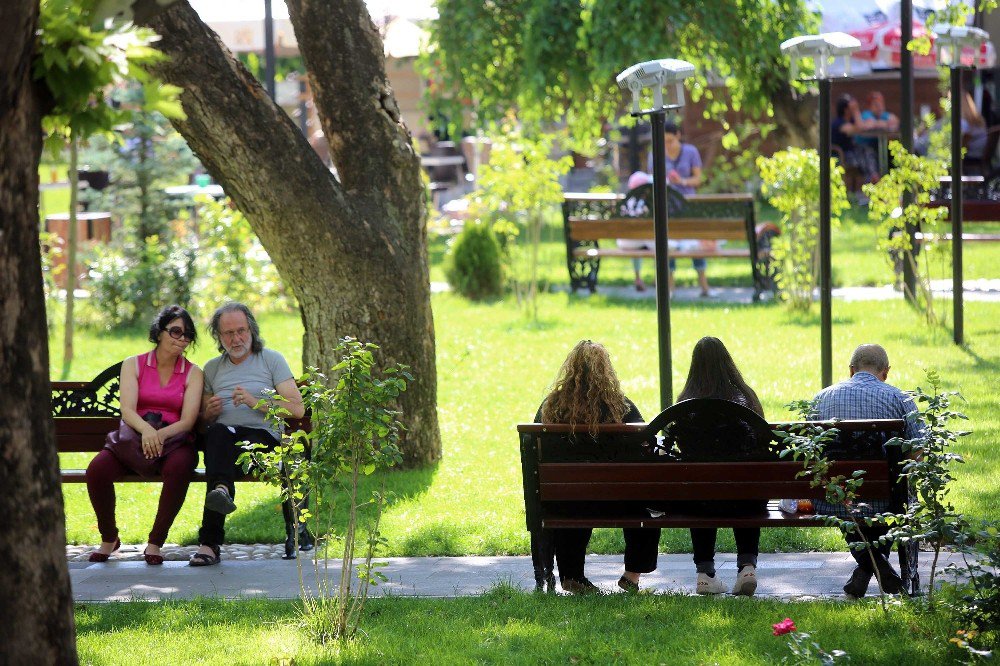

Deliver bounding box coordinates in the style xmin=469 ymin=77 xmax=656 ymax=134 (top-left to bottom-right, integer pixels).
xmin=561 ymin=577 xmax=600 ymax=594
xmin=617 ymin=575 xmax=640 ymax=593
xmin=844 ymin=566 xmax=873 ymax=598
xmin=205 ymin=487 xmax=237 ymax=515
xmin=282 ymin=525 xmax=316 ymax=560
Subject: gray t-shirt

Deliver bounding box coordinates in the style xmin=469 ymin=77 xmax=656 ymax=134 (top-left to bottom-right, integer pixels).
xmin=204 ymin=348 xmax=294 ymax=437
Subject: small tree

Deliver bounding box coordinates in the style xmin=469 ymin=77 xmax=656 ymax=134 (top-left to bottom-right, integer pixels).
xmin=474 ymin=126 xmax=571 ymax=320
xmin=239 ymin=338 xmax=409 ymax=643
xmin=757 ymin=148 xmax=850 ymax=311
xmin=864 ymin=141 xmax=948 ymax=325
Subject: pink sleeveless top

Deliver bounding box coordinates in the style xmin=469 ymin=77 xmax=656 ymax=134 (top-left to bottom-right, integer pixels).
xmin=135 ymin=351 xmax=192 ymax=424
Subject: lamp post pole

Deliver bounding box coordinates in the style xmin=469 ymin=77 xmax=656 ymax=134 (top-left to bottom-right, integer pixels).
xmin=950 ymin=65 xmax=964 ymax=345
xmin=819 ymin=77 xmax=833 ymax=388
xmin=900 ymin=0 xmax=918 ymax=303
xmin=264 ymin=0 xmax=276 ymax=101
xmin=649 ymin=111 xmax=673 ymax=407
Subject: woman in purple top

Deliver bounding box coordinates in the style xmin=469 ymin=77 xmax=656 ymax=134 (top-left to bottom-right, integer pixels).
xmin=85 ymin=305 xmax=204 ymax=565
xmin=641 ymin=122 xmax=710 ymax=296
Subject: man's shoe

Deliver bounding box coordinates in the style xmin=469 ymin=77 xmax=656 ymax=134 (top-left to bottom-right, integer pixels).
xmin=561 ymin=577 xmax=600 ymax=594
xmin=696 ymin=573 xmax=727 ymax=595
xmin=205 ymin=487 xmax=237 ymax=515
xmin=844 ymin=566 xmax=873 ymax=598
xmin=732 ymin=565 xmax=757 ymax=596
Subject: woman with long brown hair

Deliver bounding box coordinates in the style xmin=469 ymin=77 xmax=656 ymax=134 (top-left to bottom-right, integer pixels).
xmin=676 ymin=336 xmax=764 ymax=596
xmin=533 ymin=340 xmax=658 ymax=593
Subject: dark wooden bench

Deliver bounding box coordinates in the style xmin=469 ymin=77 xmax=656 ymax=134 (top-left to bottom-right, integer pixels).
xmin=53 ymin=362 xmax=312 ymax=554
xmin=920 ymin=176 xmax=1000 ymax=243
xmin=518 ymin=398 xmax=918 ymax=595
xmin=562 ymin=185 xmax=779 ymax=300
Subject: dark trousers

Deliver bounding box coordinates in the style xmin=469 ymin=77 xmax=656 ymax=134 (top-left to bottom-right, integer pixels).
xmin=846 ymin=521 xmax=894 ymax=572
xmin=86 ymin=446 xmax=197 ymax=546
xmin=690 ymin=527 xmax=760 ymax=571
xmin=198 ymin=423 xmax=278 ymax=547
xmin=553 ymin=527 xmax=661 ymax=581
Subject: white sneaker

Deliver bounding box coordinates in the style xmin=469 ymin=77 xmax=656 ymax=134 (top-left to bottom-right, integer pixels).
xmin=732 ymin=565 xmax=757 ymax=596
xmin=696 ymin=573 xmax=727 ymax=595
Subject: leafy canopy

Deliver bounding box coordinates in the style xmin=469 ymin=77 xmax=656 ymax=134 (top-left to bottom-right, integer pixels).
xmin=424 ymin=0 xmax=816 ymax=149
xmin=34 ymin=0 xmax=184 ymax=153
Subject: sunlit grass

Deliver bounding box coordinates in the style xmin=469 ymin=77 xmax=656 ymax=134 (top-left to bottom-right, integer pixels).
xmin=75 ymin=592 xmax=954 ymax=665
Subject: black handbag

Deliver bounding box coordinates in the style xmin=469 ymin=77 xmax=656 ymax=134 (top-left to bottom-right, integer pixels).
xmin=104 ymin=412 xmax=192 ymax=477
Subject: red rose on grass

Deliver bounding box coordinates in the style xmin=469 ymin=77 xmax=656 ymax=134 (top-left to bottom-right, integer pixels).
xmin=772 ymin=618 xmax=797 ymax=636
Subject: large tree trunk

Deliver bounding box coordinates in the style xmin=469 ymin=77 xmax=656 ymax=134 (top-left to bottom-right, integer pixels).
xmin=0 ymin=1 xmax=78 ymax=662
xmin=140 ymin=1 xmax=440 ymax=467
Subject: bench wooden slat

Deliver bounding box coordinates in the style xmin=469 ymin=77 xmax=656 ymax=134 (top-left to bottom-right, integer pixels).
xmin=539 ymin=480 xmax=890 ymax=502
xmin=543 ymin=502 xmax=829 ymax=529
xmin=537 ymin=461 xmax=889 ymax=483
xmin=62 ymin=468 xmax=258 ymax=483
xmin=568 ymin=217 xmax=748 ymax=241
xmin=571 ymin=247 xmax=751 ymax=259
xmin=516 ymin=419 xmax=905 ymax=434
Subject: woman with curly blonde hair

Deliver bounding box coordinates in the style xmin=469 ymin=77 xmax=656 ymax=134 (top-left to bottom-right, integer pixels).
xmin=532 ymin=340 xmax=658 ymax=594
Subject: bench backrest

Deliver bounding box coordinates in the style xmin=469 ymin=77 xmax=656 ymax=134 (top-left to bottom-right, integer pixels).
xmin=52 ymin=361 xmax=311 ymax=454
xmin=568 ymin=217 xmax=748 ymax=241
xmin=517 ymin=399 xmax=906 ymax=531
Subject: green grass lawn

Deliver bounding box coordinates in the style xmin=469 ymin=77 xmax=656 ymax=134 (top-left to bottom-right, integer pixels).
xmin=75 ymin=592 xmax=956 ymax=665
xmin=56 ymin=293 xmax=1000 ymax=555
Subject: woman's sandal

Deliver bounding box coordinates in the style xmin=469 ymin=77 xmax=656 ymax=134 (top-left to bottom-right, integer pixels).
xmin=143 ymin=548 xmax=165 ymax=566
xmin=88 ymin=538 xmax=121 ymax=563
xmin=188 ymin=544 xmax=221 ymax=567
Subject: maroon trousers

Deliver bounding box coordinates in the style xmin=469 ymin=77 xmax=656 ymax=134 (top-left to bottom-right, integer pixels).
xmin=85 ymin=446 xmax=197 ymax=546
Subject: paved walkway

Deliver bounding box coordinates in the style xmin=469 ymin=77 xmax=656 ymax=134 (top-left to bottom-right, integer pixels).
xmin=69 ymin=550 xmax=965 ymax=602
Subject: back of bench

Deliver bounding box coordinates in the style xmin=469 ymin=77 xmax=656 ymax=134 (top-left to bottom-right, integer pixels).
xmin=51 ymin=361 xmax=312 ymax=456
xmin=517 ymin=400 xmax=906 ymax=532
xmin=568 ymin=217 xmax=748 ymax=241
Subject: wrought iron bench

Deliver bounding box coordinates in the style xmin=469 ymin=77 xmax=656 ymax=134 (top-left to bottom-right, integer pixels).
xmin=562 ymin=185 xmax=779 ymax=299
xmin=53 ymin=361 xmax=312 ymax=557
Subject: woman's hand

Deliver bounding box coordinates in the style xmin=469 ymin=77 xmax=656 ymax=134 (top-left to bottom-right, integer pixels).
xmin=140 ymin=424 xmax=163 ymax=459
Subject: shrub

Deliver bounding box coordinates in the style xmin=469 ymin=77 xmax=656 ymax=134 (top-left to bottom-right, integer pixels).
xmin=445 ymin=220 xmax=503 ymax=300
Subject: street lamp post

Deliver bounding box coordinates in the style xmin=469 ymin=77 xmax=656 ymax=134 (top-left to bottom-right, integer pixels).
xmin=616 ymin=59 xmax=695 ymax=409
xmin=780 ymin=33 xmax=860 ymax=388
xmin=933 ymin=25 xmax=991 ymax=346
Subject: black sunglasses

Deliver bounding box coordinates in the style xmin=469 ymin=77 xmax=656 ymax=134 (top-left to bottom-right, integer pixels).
xmin=166 ymin=326 xmax=195 ymax=341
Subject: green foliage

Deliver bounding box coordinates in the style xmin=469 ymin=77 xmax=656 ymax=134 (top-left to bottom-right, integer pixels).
xmin=190 ymin=197 xmax=295 ymax=315
xmin=757 ymin=148 xmax=849 ymax=311
xmin=943 ymin=523 xmax=1000 ymax=659
xmin=238 ymin=339 xmax=409 ymax=643
xmin=87 ymin=234 xmax=194 ymax=327
xmin=472 ymin=126 xmax=571 ymax=320
xmin=35 ymin=0 xmax=183 ymax=155
xmin=864 ymin=142 xmax=948 ymax=325
xmin=885 ymin=369 xmax=969 ymax=606
xmin=445 ymin=221 xmax=504 ymax=300
xmin=701 ymin=121 xmax=774 ymax=194
xmin=424 ymin=0 xmax=816 ymax=149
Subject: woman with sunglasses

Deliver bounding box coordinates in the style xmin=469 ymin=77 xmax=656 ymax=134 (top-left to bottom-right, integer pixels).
xmin=85 ymin=305 xmax=204 ymax=565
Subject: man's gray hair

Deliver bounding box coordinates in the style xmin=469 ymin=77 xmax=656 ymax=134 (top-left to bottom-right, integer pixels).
xmin=849 ymin=343 xmax=889 ymax=373
xmin=209 ymin=302 xmax=265 ymax=355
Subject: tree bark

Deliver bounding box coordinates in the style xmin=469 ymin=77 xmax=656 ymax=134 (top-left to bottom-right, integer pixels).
xmin=0 ymin=1 xmax=79 ymax=662
xmin=140 ymin=1 xmax=440 ymax=466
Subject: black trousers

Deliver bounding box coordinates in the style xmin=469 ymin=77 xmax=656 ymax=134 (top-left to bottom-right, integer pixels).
xmin=198 ymin=423 xmax=278 ymax=547
xmin=552 ymin=527 xmax=660 ymax=581
xmin=846 ymin=521 xmax=894 ymax=573
xmin=690 ymin=527 xmax=760 ymax=568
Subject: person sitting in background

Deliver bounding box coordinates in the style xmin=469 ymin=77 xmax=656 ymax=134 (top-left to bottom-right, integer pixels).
xmin=961 ymin=91 xmax=988 ymax=161
xmin=832 ymin=95 xmax=880 ymax=197
xmin=616 ymin=170 xmax=655 ymax=291
xmin=857 ymin=91 xmax=899 ymax=157
xmin=86 ymin=305 xmax=203 ymax=565
xmin=533 ymin=340 xmax=658 ymax=593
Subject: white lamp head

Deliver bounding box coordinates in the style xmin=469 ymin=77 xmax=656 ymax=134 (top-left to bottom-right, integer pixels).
xmin=780 ymin=32 xmax=861 ymax=80
xmin=616 ymin=59 xmax=696 ymax=115
xmin=932 ymin=25 xmax=991 ymax=68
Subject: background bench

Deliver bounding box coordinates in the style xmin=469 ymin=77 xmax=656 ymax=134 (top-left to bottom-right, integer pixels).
xmin=562 ymin=185 xmax=779 ymax=299
xmin=53 ymin=362 xmax=313 ymax=556
xmin=517 ymin=398 xmax=918 ymax=595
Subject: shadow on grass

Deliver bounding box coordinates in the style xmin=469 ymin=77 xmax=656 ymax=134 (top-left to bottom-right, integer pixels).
xmin=224 ymin=464 xmax=438 ymax=546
